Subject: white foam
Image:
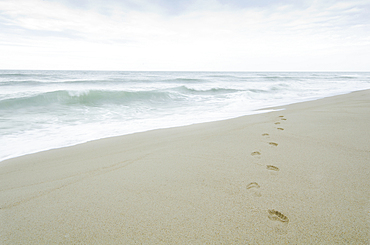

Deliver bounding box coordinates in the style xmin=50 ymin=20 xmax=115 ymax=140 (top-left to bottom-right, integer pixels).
xmin=1 ymin=71 xmax=369 ymax=162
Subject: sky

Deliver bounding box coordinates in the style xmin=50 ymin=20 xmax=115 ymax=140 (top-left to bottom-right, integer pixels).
xmin=0 ymin=0 xmax=369 ymax=71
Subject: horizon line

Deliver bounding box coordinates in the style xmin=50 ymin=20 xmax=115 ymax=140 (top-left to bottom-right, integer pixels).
xmin=1 ymin=69 xmax=369 ymax=73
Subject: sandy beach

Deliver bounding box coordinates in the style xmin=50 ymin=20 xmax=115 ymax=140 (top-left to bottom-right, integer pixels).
xmin=1 ymin=90 xmax=369 ymax=244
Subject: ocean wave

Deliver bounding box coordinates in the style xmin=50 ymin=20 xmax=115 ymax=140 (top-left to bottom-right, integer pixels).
xmin=0 ymin=85 xmax=288 ymax=110
xmin=0 ymin=80 xmax=48 ymax=86
xmin=174 ymin=85 xmax=241 ymax=94
xmin=174 ymin=85 xmax=284 ymax=94
xmin=206 ymin=74 xmax=239 ymax=78
xmin=261 ymin=75 xmax=302 ymax=80
xmin=0 ymin=73 xmax=29 ymax=77
xmin=0 ymin=89 xmax=180 ymax=109
xmin=0 ymin=85 xmax=249 ymax=110
xmin=335 ymin=75 xmax=362 ymax=79
xmin=0 ymin=79 xmax=120 ymax=86
xmin=0 ymin=72 xmax=56 ymax=79
xmin=161 ymin=78 xmax=208 ymax=83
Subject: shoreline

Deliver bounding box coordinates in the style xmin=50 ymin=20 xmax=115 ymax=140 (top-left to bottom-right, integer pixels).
xmin=1 ymin=89 xmax=369 ymax=244
xmin=0 ymin=89 xmax=366 ymax=164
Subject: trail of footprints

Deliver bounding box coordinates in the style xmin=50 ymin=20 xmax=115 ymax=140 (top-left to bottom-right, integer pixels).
xmin=248 ymin=115 xmax=289 ymax=223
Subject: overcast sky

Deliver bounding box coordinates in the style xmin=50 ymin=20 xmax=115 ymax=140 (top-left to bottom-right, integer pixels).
xmin=0 ymin=0 xmax=369 ymax=71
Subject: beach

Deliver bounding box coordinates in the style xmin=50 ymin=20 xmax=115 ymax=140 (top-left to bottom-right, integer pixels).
xmin=1 ymin=89 xmax=369 ymax=243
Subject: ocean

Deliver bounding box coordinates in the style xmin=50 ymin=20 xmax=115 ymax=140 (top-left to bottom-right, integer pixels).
xmin=1 ymin=70 xmax=369 ymax=162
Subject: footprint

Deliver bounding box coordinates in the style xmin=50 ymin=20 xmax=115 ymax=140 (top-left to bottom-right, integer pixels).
xmin=262 ymin=133 xmax=269 ymax=136
xmin=268 ymin=209 xmax=289 ymax=223
xmin=279 ymin=116 xmax=284 ymax=118
xmin=269 ymin=142 xmax=278 ymax=147
xmin=247 ymin=182 xmax=262 ymax=197
xmin=266 ymin=165 xmax=279 ymax=171
xmin=246 ymin=182 xmax=260 ymax=189
xmin=251 ymin=151 xmax=261 ymax=156
xmin=277 ymin=128 xmax=284 ymax=130
xmin=281 ymin=118 xmax=287 ymax=121
xmin=274 ymin=122 xmax=281 ymax=125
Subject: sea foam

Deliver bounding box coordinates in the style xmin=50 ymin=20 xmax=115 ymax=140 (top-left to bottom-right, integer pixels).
xmin=1 ymin=70 xmax=369 ymax=162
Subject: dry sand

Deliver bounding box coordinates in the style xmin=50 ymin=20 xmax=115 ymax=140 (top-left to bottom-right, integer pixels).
xmin=1 ymin=90 xmax=369 ymax=244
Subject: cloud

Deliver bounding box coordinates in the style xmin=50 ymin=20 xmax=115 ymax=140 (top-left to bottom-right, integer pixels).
xmin=0 ymin=0 xmax=369 ymax=70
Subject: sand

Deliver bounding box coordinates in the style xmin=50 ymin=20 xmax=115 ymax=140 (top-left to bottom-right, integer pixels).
xmin=1 ymin=90 xmax=369 ymax=244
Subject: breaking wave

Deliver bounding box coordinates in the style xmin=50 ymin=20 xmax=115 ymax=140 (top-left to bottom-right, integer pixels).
xmin=0 ymin=70 xmax=369 ymax=162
